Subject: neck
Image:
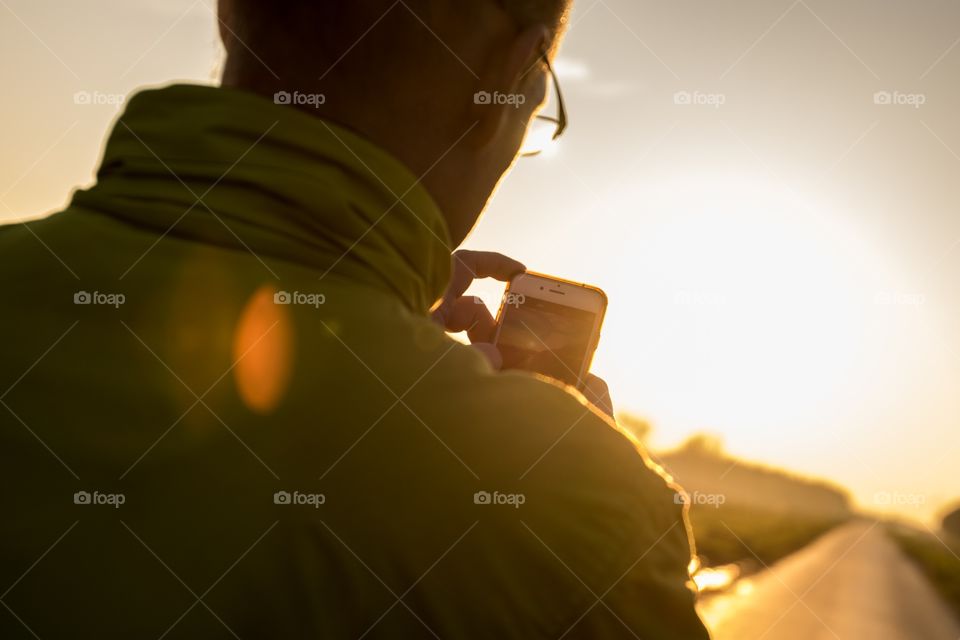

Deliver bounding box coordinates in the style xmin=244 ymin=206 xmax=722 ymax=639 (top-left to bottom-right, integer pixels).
xmin=220 ymin=70 xmax=483 ymax=247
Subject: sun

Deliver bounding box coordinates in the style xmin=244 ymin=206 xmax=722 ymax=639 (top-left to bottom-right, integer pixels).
xmin=591 ymin=172 xmax=926 ymax=458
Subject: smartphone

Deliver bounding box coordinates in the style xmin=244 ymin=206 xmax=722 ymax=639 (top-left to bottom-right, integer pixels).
xmin=493 ymin=272 xmax=607 ymax=389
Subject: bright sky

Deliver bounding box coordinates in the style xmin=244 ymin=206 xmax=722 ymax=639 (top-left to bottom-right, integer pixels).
xmin=2 ymin=0 xmax=958 ymax=524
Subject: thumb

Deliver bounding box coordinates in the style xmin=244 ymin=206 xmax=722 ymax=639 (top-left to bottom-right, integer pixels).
xmin=582 ymin=374 xmax=614 ymax=418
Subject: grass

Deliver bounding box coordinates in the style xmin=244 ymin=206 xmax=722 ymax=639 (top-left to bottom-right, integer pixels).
xmin=688 ymin=502 xmax=848 ymax=571
xmin=889 ymin=526 xmax=960 ymax=621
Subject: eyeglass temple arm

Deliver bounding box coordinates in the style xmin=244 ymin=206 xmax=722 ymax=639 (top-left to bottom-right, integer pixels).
xmin=541 ymin=50 xmax=567 ymax=139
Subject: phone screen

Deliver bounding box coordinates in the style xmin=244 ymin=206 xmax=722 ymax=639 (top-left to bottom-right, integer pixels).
xmin=496 ymin=295 xmax=599 ymax=387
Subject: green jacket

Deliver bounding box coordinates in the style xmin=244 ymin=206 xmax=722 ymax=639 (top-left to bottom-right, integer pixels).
xmin=0 ymin=85 xmax=709 ymax=639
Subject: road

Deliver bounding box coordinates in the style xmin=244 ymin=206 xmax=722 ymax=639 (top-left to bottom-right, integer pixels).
xmin=697 ymin=520 xmax=960 ymax=640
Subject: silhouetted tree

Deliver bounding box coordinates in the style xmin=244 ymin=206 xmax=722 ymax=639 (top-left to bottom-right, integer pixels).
xmin=616 ymin=413 xmax=652 ymax=443
xmin=682 ymin=433 xmax=725 ymax=457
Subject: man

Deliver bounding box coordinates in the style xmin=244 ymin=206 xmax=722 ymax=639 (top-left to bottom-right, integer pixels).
xmin=0 ymin=0 xmax=709 ymax=637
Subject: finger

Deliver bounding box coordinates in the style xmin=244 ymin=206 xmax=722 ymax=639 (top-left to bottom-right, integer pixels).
xmin=456 ymin=250 xmax=527 ymax=281
xmin=446 ymin=250 xmax=526 ymax=301
xmin=582 ymin=374 xmax=614 ymax=418
xmin=442 ymin=296 xmax=498 ymax=343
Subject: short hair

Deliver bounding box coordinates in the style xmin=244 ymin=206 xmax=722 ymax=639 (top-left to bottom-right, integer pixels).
xmin=230 ymin=0 xmax=569 ymax=32
xmin=498 ymin=0 xmax=571 ymax=32
xmin=226 ymin=0 xmax=571 ymax=78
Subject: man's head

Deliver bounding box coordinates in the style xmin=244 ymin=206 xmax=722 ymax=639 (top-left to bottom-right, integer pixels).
xmin=219 ymin=0 xmax=571 ymax=246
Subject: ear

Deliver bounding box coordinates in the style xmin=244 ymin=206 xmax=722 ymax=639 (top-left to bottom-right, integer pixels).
xmin=504 ymin=24 xmax=552 ymax=95
xmin=470 ymin=24 xmax=552 ymax=150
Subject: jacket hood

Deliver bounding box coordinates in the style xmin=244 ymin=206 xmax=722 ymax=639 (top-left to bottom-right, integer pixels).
xmin=71 ymin=83 xmax=453 ymax=313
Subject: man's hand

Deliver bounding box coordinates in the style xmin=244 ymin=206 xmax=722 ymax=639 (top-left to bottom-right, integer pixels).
xmin=431 ymin=250 xmax=525 ymax=369
xmin=432 ymin=250 xmax=615 ymax=418
xmin=582 ymin=374 xmax=614 ymax=419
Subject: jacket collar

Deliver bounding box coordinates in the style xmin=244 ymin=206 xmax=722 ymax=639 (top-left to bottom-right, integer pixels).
xmin=72 ymin=84 xmax=452 ymax=313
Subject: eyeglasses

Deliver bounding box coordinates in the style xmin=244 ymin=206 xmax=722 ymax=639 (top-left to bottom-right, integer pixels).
xmin=519 ymin=51 xmax=568 ymax=157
